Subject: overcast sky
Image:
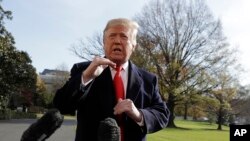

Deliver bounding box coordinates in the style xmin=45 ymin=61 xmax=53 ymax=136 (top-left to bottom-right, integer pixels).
xmin=2 ymin=0 xmax=250 ymax=85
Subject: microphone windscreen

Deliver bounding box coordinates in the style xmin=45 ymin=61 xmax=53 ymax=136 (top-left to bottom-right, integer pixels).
xmin=98 ymin=117 xmax=120 ymax=141
xmin=21 ymin=108 xmax=64 ymax=141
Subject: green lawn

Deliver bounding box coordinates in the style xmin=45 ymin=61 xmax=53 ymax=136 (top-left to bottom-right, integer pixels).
xmin=36 ymin=113 xmax=229 ymax=141
xmin=147 ymin=120 xmax=229 ymax=141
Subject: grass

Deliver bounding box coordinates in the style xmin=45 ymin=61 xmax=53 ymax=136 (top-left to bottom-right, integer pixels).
xmin=147 ymin=120 xmax=229 ymax=141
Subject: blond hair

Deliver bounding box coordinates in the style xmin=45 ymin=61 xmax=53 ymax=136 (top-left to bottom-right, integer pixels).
xmin=103 ymin=18 xmax=139 ymax=45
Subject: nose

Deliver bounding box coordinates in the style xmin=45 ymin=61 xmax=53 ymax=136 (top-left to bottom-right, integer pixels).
xmin=113 ymin=37 xmax=121 ymax=44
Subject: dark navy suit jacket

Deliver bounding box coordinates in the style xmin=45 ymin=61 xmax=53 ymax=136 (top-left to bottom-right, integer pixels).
xmin=53 ymin=61 xmax=169 ymax=141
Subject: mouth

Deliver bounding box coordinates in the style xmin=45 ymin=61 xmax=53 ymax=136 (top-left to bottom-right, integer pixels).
xmin=113 ymin=48 xmax=122 ymax=52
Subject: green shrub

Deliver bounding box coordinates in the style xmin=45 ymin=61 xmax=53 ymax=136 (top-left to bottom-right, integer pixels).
xmin=0 ymin=108 xmax=12 ymax=120
xmin=12 ymin=111 xmax=37 ymax=119
xmin=0 ymin=109 xmax=37 ymax=120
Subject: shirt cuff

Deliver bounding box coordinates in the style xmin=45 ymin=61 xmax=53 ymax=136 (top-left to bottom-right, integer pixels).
xmin=81 ymin=73 xmax=93 ymax=86
xmin=136 ymin=111 xmax=144 ymax=126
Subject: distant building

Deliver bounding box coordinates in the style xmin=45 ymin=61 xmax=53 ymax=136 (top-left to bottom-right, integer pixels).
xmin=39 ymin=69 xmax=69 ymax=94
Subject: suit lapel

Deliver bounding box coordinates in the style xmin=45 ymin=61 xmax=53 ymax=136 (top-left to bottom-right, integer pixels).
xmin=126 ymin=62 xmax=142 ymax=103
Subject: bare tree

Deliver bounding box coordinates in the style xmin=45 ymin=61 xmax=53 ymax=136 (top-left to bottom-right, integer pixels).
xmin=133 ymin=0 xmax=238 ymax=127
xmin=71 ymin=32 xmax=104 ymax=60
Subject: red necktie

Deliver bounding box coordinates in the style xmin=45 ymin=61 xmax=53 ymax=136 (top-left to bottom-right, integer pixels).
xmin=114 ymin=66 xmax=124 ymax=100
xmin=113 ymin=66 xmax=124 ymax=141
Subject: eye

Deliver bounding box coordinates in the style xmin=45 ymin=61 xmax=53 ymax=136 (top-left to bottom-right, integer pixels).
xmin=121 ymin=34 xmax=128 ymax=40
xmin=108 ymin=33 xmax=116 ymax=39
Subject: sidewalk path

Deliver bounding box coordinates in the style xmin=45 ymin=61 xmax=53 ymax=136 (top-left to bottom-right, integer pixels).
xmin=0 ymin=119 xmax=76 ymax=141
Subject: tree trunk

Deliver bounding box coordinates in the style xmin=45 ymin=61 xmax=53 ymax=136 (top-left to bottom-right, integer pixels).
xmin=217 ymin=107 xmax=223 ymax=130
xmin=166 ymin=93 xmax=176 ymax=127
xmin=184 ymin=102 xmax=188 ymax=120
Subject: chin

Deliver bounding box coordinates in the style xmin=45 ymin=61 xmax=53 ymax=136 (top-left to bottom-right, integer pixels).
xmin=109 ymin=55 xmax=126 ymax=64
xmin=112 ymin=59 xmax=125 ymax=65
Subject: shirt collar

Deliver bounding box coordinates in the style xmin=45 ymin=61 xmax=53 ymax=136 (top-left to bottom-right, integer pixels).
xmin=110 ymin=61 xmax=129 ymax=72
xmin=121 ymin=61 xmax=129 ymax=71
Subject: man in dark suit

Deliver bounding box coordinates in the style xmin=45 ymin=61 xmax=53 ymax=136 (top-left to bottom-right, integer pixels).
xmin=53 ymin=18 xmax=169 ymax=141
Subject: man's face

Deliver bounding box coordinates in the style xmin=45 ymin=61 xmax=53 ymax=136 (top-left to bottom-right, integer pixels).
xmin=103 ymin=25 xmax=135 ymax=66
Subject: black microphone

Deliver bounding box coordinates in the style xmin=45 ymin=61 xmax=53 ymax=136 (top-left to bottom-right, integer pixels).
xmin=21 ymin=108 xmax=64 ymax=141
xmin=98 ymin=117 xmax=120 ymax=141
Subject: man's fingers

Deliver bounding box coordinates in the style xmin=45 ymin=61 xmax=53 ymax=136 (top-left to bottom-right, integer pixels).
xmin=87 ymin=57 xmax=116 ymax=78
xmin=113 ymin=99 xmax=130 ymax=115
xmin=92 ymin=57 xmax=116 ymax=69
xmin=114 ymin=99 xmax=124 ymax=115
xmin=99 ymin=58 xmax=116 ymax=68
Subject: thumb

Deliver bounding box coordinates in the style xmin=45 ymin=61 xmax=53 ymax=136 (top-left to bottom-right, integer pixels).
xmin=117 ymin=98 xmax=123 ymax=103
